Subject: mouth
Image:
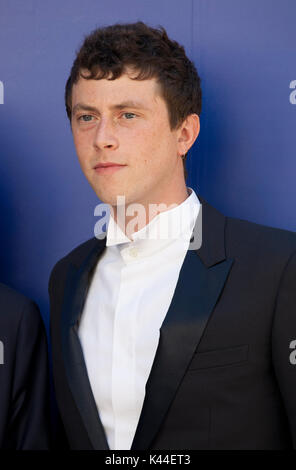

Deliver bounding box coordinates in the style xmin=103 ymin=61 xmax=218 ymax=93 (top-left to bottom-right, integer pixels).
xmin=94 ymin=163 xmax=127 ymax=175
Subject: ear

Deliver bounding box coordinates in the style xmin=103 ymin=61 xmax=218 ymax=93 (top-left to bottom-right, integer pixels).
xmin=176 ymin=114 xmax=200 ymax=156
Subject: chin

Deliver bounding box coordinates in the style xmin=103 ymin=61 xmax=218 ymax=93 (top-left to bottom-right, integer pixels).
xmin=95 ymin=190 xmax=126 ymax=207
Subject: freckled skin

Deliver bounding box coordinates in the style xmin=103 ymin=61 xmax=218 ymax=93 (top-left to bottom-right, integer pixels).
xmin=71 ymin=68 xmax=200 ymax=232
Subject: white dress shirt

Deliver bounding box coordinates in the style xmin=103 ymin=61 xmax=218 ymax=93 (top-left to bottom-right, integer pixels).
xmin=78 ymin=187 xmax=200 ymax=449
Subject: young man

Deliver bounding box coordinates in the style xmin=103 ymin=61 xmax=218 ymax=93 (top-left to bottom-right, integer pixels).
xmin=0 ymin=282 xmax=50 ymax=449
xmin=49 ymin=21 xmax=296 ymax=450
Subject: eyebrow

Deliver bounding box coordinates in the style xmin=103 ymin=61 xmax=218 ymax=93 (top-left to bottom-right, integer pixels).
xmin=72 ymin=100 xmax=150 ymax=115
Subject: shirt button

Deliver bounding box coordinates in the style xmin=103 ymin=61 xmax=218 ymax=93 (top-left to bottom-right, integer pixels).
xmin=129 ymin=247 xmax=139 ymax=258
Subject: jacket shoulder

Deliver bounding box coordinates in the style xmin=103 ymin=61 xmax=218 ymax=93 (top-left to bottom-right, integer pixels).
xmin=225 ymin=214 xmax=296 ymax=258
xmin=48 ymin=236 xmax=103 ymax=291
xmin=0 ymin=282 xmax=41 ymax=327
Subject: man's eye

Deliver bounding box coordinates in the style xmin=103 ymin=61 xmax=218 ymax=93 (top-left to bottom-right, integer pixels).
xmin=78 ymin=115 xmax=93 ymax=122
xmin=122 ymin=112 xmax=136 ymax=119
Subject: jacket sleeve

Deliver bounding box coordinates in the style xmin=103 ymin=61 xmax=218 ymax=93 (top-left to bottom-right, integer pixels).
xmin=271 ymin=249 xmax=296 ymax=448
xmin=3 ymin=299 xmax=51 ymax=449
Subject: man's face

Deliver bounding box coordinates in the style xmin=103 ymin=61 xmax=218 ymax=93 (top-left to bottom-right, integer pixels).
xmin=71 ymin=68 xmax=185 ymax=208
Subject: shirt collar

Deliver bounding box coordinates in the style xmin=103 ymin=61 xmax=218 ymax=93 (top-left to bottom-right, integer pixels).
xmin=105 ymin=187 xmax=200 ymax=250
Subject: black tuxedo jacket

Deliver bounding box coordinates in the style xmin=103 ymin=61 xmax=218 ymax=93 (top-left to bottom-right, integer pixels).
xmin=0 ymin=283 xmax=51 ymax=449
xmin=49 ymin=195 xmax=296 ymax=450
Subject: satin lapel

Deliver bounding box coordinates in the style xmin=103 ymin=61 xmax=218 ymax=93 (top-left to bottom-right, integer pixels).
xmin=61 ymin=238 xmax=110 ymax=450
xmin=131 ymin=197 xmax=234 ymax=450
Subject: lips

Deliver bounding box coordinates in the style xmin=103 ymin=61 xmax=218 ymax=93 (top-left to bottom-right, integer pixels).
xmin=94 ymin=162 xmax=126 ymax=175
xmin=94 ymin=162 xmax=126 ymax=169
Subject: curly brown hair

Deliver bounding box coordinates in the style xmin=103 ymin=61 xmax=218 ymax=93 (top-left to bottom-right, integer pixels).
xmin=65 ymin=21 xmax=202 ymax=179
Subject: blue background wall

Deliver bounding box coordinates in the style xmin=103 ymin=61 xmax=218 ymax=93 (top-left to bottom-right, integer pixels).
xmin=0 ymin=0 xmax=295 ymax=331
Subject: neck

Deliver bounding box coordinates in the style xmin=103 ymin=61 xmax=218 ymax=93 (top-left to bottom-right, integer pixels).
xmin=111 ymin=183 xmax=189 ymax=240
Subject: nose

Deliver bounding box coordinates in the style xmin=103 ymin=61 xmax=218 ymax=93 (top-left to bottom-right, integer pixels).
xmin=93 ymin=117 xmax=119 ymax=150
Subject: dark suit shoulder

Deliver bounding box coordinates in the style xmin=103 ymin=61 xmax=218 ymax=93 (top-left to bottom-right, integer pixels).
xmin=0 ymin=285 xmax=49 ymax=449
xmin=225 ymin=215 xmax=296 ymax=260
xmin=64 ymin=236 xmax=102 ymax=263
xmin=0 ymin=283 xmax=44 ymax=373
xmin=48 ymin=236 xmax=103 ymax=292
xmin=0 ymin=282 xmax=40 ymax=323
